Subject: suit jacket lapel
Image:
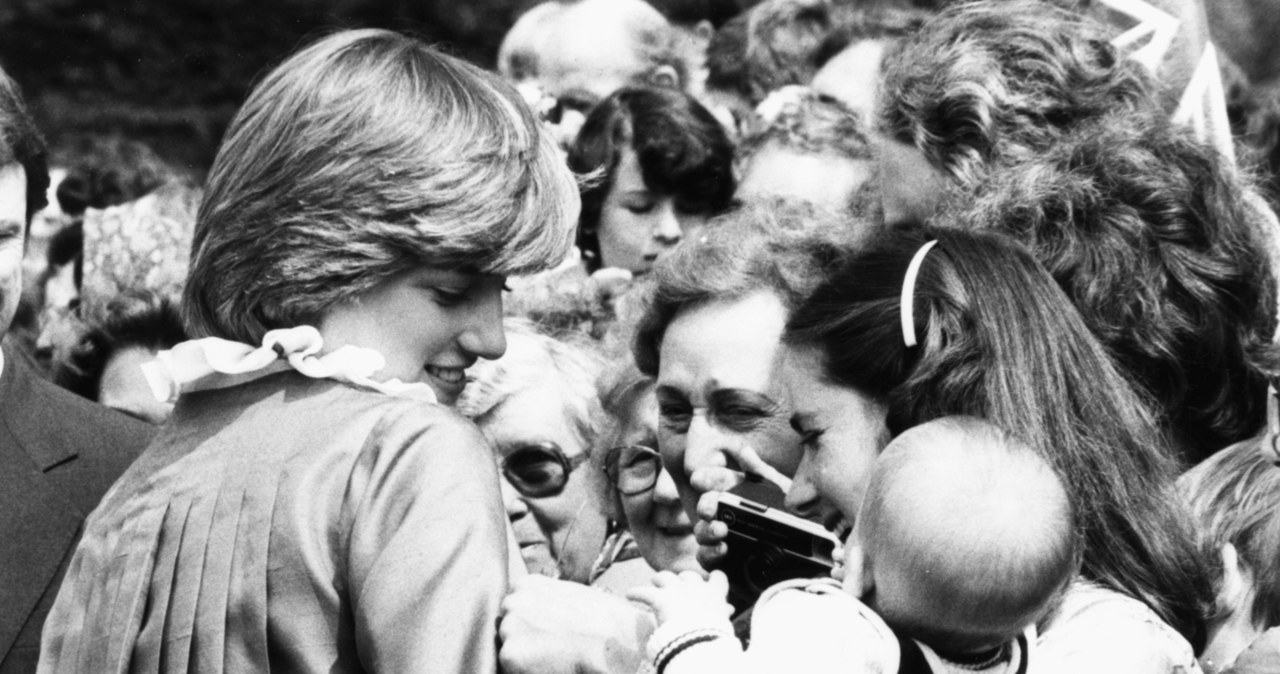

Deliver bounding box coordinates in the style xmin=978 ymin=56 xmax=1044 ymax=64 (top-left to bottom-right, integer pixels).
xmin=0 ymin=346 xmax=84 ymax=658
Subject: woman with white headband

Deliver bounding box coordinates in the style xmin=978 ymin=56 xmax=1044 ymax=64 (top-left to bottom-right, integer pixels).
xmin=628 ymin=227 xmax=1211 ymax=673
xmin=766 ymin=227 xmax=1212 ymax=672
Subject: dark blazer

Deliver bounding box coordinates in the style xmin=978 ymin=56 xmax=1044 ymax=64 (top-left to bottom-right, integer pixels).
xmin=0 ymin=341 xmax=154 ymax=673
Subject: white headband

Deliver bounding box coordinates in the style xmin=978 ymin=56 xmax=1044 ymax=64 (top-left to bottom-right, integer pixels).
xmin=900 ymin=240 xmax=939 ymax=348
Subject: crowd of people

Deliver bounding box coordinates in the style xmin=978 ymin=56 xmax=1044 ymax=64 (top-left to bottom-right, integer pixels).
xmin=2 ymin=0 xmax=1279 ymax=672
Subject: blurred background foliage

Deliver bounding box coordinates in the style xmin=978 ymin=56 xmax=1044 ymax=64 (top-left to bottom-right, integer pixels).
xmin=0 ymin=0 xmax=543 ymax=175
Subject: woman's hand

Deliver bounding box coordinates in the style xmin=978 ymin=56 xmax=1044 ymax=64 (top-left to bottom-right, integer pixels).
xmin=627 ymin=570 xmax=733 ymax=628
xmin=689 ymin=444 xmax=792 ymax=569
xmin=498 ymin=575 xmax=654 ymax=674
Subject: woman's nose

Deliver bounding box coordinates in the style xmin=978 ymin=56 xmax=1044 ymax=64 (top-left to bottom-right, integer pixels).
xmin=501 ymin=479 xmax=529 ymax=521
xmin=652 ymin=202 xmax=682 ymax=246
xmin=784 ymin=456 xmax=822 ymax=519
xmin=458 ymin=282 xmax=507 ymax=360
xmin=682 ymin=413 xmax=729 ymax=479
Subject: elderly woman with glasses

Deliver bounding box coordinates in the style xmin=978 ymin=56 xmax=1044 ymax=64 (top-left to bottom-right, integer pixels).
xmin=599 ymin=365 xmax=700 ymax=574
xmin=459 ymin=319 xmax=636 ymax=585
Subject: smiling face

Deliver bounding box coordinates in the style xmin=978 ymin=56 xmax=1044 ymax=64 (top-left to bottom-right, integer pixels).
xmin=655 ymin=290 xmax=803 ymax=520
xmin=317 ymin=266 xmax=507 ymax=406
xmin=0 ymin=164 xmax=26 ymax=339
xmin=612 ymin=387 xmax=700 ymax=572
xmin=597 ymin=149 xmax=710 ymax=274
xmin=483 ymin=384 xmax=610 ymax=583
xmin=779 ymin=343 xmax=889 ymax=532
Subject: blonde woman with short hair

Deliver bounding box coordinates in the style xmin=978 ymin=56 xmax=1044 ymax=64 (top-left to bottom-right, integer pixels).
xmin=39 ymin=29 xmax=577 ymax=673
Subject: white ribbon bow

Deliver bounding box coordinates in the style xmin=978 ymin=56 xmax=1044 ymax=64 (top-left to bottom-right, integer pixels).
xmin=141 ymin=325 xmax=438 ymax=405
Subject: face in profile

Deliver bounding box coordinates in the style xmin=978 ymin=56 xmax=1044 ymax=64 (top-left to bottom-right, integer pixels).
xmin=0 ymin=164 xmax=26 ymax=338
xmin=99 ymin=345 xmax=173 ymax=424
xmin=597 ymin=148 xmax=709 ymax=275
xmin=482 ymin=383 xmax=610 ymax=583
xmin=317 ymin=266 xmax=508 ymax=406
xmin=654 ymin=290 xmax=803 ymax=521
xmin=606 ymin=387 xmax=700 ymax=572
xmin=777 ymin=343 xmax=888 ymax=534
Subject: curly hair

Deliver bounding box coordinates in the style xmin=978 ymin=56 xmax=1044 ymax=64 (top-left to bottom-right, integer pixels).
xmin=457 ymin=318 xmax=608 ymax=460
xmin=786 ymin=227 xmax=1214 ymax=651
xmin=632 ymin=202 xmax=854 ymax=376
xmin=569 ymin=86 xmax=735 ymax=271
xmin=877 ymin=0 xmax=1160 ymax=188
xmin=706 ymin=0 xmax=838 ymax=106
xmin=948 ymin=112 xmax=1279 ymax=462
xmin=185 ymin=29 xmax=578 ymax=343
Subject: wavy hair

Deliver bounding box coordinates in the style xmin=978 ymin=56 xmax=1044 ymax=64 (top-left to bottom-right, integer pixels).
xmin=877 ymin=0 xmax=1159 ymax=188
xmin=1179 ymin=436 xmax=1280 ymax=630
xmin=185 ymin=29 xmax=578 ymax=343
xmin=706 ymin=0 xmax=837 ymax=105
xmin=632 ymin=202 xmax=853 ymax=376
xmin=458 ymin=318 xmax=607 ymax=460
xmin=949 ymin=113 xmax=1278 ymax=461
xmin=786 ymin=227 xmax=1213 ymax=650
xmin=569 ymin=86 xmax=735 ymax=271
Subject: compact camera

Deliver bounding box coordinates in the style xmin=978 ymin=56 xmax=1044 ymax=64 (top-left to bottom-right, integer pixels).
xmin=712 ymin=492 xmax=841 ymax=611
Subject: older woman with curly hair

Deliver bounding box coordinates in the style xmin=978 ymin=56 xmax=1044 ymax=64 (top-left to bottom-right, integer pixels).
xmin=39 ymin=29 xmax=577 ymax=673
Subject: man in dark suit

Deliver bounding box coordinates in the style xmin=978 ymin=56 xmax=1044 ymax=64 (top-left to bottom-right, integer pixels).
xmin=0 ymin=65 xmax=154 ymax=672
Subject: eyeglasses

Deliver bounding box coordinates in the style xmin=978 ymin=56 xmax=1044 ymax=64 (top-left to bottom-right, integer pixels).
xmin=501 ymin=442 xmax=589 ymax=499
xmin=604 ymin=444 xmax=663 ymax=496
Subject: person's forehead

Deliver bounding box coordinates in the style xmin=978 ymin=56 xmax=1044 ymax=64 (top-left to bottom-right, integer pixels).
xmin=658 ymin=291 xmax=788 ymax=394
xmin=483 ymin=384 xmax=587 ymax=454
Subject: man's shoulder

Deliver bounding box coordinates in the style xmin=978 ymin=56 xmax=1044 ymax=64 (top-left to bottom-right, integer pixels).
xmin=0 ymin=347 xmax=154 ymax=474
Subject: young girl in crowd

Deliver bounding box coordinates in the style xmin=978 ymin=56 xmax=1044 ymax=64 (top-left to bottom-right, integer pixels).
xmin=631 ymin=416 xmax=1076 ymax=674
xmin=38 ymin=29 xmax=577 ymax=673
xmin=569 ymin=86 xmax=734 ymax=275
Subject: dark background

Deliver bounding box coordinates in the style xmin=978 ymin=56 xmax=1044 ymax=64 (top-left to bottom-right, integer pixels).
xmin=0 ymin=0 xmax=544 ymax=176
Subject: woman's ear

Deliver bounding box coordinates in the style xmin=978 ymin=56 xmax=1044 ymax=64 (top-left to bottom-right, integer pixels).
xmin=648 ymin=65 xmax=680 ymax=90
xmin=1219 ymin=543 xmax=1255 ymax=613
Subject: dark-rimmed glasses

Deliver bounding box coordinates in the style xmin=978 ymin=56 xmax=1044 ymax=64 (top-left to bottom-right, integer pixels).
xmin=604 ymin=444 xmax=663 ymax=496
xmin=501 ymin=442 xmax=589 ymax=499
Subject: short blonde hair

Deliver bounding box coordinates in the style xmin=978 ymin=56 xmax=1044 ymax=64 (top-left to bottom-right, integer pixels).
xmin=186 ymin=29 xmax=579 ymax=342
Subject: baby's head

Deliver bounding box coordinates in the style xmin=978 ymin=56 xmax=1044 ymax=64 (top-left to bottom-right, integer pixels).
xmin=846 ymin=417 xmax=1078 ymax=654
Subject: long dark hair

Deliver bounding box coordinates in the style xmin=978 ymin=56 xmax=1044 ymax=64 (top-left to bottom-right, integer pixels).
xmin=786 ymin=227 xmax=1213 ymax=650
xmin=569 ymin=86 xmax=735 ymax=271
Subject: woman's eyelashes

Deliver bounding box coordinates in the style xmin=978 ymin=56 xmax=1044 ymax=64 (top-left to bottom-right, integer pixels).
xmin=789 ymin=414 xmax=826 ymax=450
xmin=431 ymin=287 xmax=468 ymax=307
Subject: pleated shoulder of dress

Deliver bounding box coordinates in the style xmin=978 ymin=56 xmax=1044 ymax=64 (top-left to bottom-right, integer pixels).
xmin=38 ymin=371 xmax=509 ymax=674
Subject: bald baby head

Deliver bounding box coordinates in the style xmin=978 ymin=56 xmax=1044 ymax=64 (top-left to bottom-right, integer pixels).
xmin=858 ymin=417 xmax=1077 ymax=653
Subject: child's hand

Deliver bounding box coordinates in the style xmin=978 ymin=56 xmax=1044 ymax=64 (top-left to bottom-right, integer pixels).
xmin=627 ymin=570 xmax=733 ymax=627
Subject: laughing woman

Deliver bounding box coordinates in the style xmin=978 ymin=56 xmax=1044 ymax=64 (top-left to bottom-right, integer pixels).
xmin=37 ymin=30 xmax=577 ymax=673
